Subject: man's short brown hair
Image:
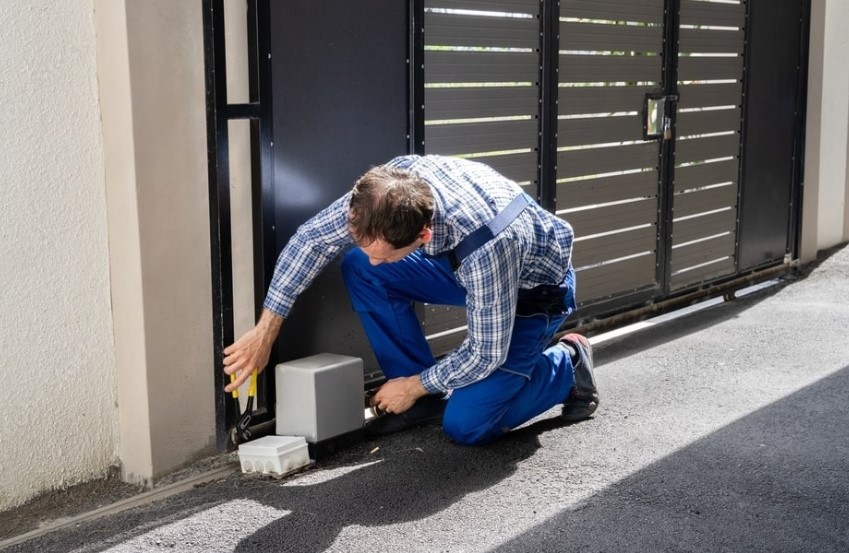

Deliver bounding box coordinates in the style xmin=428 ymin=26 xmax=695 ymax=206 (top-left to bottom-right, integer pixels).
xmin=349 ymin=165 xmax=434 ymax=249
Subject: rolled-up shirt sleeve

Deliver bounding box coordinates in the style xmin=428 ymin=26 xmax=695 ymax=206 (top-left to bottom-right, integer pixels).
xmin=263 ymin=193 xmax=354 ymax=318
xmin=419 ymin=237 xmax=521 ymax=393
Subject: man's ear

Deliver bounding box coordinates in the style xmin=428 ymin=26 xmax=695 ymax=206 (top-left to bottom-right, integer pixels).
xmin=418 ymin=226 xmax=433 ymax=244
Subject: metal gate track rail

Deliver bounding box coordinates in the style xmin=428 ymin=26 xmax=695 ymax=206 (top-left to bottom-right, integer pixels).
xmin=567 ymin=263 xmax=794 ymax=337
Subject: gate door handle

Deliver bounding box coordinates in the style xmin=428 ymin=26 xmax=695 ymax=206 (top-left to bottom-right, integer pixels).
xmin=643 ymin=94 xmax=679 ymax=141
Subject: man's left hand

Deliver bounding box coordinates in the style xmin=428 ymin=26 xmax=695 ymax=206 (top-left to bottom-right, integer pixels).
xmin=372 ymin=375 xmax=428 ymax=414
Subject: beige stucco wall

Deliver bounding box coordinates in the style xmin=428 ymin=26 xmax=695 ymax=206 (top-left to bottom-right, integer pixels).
xmin=1 ymin=0 xmax=218 ymax=510
xmin=802 ymin=0 xmax=849 ymax=261
xmin=97 ymin=0 xmax=217 ymax=485
xmin=124 ymin=0 xmax=217 ymax=480
xmin=0 ymin=2 xmax=118 ymax=510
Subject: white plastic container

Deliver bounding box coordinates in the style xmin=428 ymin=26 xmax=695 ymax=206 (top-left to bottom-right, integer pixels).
xmin=238 ymin=435 xmax=310 ymax=476
xmin=275 ymin=353 xmax=364 ymax=443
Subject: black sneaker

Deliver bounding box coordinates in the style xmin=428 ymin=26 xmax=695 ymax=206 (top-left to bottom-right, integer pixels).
xmin=560 ymin=333 xmax=599 ymax=422
xmin=363 ymin=394 xmax=447 ymax=437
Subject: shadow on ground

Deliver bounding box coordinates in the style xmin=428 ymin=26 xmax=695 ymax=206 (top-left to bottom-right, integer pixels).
xmin=8 ymin=422 xmax=555 ymax=553
xmin=491 ymin=366 xmax=849 ymax=553
xmin=12 ymin=363 xmax=847 ymax=552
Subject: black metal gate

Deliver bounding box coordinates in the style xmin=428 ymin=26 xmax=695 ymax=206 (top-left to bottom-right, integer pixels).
xmin=204 ymin=0 xmax=809 ymax=446
xmin=420 ymin=0 xmax=809 ymax=350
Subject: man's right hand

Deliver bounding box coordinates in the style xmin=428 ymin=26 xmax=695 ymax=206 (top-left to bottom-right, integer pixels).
xmin=223 ymin=309 xmax=284 ymax=392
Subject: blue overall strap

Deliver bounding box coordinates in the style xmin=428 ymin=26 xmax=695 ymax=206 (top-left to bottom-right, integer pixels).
xmin=451 ymin=193 xmax=533 ymax=269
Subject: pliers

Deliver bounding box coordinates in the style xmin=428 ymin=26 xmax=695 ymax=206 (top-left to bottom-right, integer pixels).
xmin=229 ymin=369 xmax=258 ymax=445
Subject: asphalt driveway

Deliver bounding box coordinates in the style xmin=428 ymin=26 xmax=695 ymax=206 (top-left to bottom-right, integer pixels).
xmin=5 ymin=245 xmax=849 ymax=553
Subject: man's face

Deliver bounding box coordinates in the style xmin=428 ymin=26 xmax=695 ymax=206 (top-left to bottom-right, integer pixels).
xmin=358 ymin=238 xmax=421 ymax=266
xmin=358 ymin=228 xmax=432 ymax=266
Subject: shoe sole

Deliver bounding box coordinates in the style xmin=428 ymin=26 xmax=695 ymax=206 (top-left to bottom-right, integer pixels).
xmin=562 ymin=400 xmax=598 ymax=422
xmin=560 ymin=333 xmax=599 ymax=422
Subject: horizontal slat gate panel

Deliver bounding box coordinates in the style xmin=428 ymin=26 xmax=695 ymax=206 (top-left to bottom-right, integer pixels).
xmin=678 ymin=56 xmax=744 ymax=81
xmin=676 ymin=108 xmax=741 ymax=137
xmin=576 ymin=255 xmax=657 ymax=303
xmin=421 ymin=1 xmax=540 ymax=355
xmin=572 ymin=225 xmax=657 ymax=267
xmin=675 ymin=158 xmax=739 ymax=191
xmin=426 ymin=119 xmax=538 ymax=154
xmin=673 ymin=184 xmax=738 ymax=218
xmin=560 ymin=22 xmax=662 ymax=53
xmin=426 ymin=51 xmax=539 ymax=83
xmin=425 ymin=12 xmax=540 ymax=49
xmin=429 ymin=332 xmax=466 ymax=357
xmin=560 ymin=85 xmax=655 ymax=115
xmin=423 ymin=303 xmax=466 ymax=357
xmin=558 ymin=142 xmax=659 ymax=179
xmin=425 ymin=87 xmax=538 ymax=120
xmin=673 ymin=0 xmax=744 ymax=298
xmin=427 ymin=0 xmax=539 ymax=12
xmin=675 ymin=134 xmax=740 ymax=164
xmin=466 ymin=151 xmax=538 ymax=184
xmin=565 ymin=197 xmax=658 ymax=237
xmin=671 ymin=257 xmax=736 ymax=290
xmin=678 ymin=83 xmax=743 ymax=109
xmin=679 ymin=28 xmax=745 ymax=54
xmin=561 ymin=54 xmax=661 ymax=83
xmin=679 ymin=0 xmax=746 ymax=28
xmin=671 ymin=233 xmax=736 ymax=270
xmin=421 ymin=0 xmax=750 ymax=311
xmin=672 ymin=208 xmax=738 ymax=244
xmin=559 ymin=170 xmax=658 ymax=208
xmin=559 ymin=115 xmax=644 ymax=147
xmin=423 ymin=305 xmax=466 ymax=333
xmin=561 ymin=0 xmax=664 ymax=24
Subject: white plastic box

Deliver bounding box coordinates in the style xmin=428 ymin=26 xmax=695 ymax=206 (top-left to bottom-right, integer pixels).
xmin=275 ymin=353 xmax=364 ymax=443
xmin=238 ymin=435 xmax=310 ymax=476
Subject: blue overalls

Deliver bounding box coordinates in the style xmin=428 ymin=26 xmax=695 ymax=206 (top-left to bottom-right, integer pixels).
xmin=341 ymin=195 xmax=577 ymax=445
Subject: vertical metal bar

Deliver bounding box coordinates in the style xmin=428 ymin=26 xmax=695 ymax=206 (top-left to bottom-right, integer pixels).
xmin=245 ymin=0 xmax=276 ymax=429
xmin=248 ymin=0 xmax=265 ymax=316
xmin=410 ymin=0 xmax=426 ymax=334
xmin=789 ymin=0 xmax=811 ymax=261
xmin=735 ymin=0 xmax=752 ymax=272
xmin=251 ymin=0 xmax=276 ymax=300
xmin=657 ymin=0 xmax=680 ymax=294
xmin=202 ymin=0 xmax=237 ymax=451
xmin=539 ymin=0 xmax=560 ymax=211
xmin=410 ymin=0 xmax=425 ymax=155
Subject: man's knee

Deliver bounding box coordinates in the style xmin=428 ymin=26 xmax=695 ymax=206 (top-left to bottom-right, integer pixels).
xmin=442 ymin=410 xmax=503 ymax=446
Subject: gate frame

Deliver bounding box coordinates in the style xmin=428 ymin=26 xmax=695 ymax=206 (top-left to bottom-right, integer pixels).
xmin=203 ymin=0 xmax=811 ymax=450
xmin=203 ymin=0 xmax=275 ymax=450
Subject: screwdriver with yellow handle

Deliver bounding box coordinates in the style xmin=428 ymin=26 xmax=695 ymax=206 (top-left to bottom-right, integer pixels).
xmin=229 ymin=369 xmax=258 ymax=445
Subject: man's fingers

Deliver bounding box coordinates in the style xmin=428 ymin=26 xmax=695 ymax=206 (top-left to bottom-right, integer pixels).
xmin=222 ymin=349 xmax=246 ymax=370
xmin=223 ymin=352 xmax=248 ymax=377
xmin=222 ymin=321 xmax=277 ymax=392
xmin=224 ymin=369 xmax=249 ymax=393
xmin=225 ymin=365 xmax=264 ymax=393
xmin=222 ymin=347 xmax=252 ymax=389
xmin=370 ymin=387 xmax=385 ymax=405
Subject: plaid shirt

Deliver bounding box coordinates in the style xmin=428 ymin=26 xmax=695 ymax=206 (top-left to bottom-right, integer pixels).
xmin=264 ymin=155 xmax=574 ymax=392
